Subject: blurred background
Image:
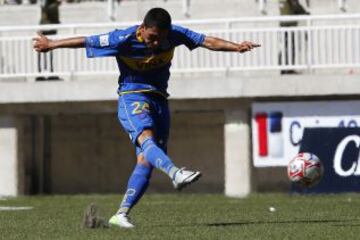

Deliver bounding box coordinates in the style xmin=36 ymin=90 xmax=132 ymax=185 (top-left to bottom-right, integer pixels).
xmin=0 ymin=0 xmax=359 ymax=197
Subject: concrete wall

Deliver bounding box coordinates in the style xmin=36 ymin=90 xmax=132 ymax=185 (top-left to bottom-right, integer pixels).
xmin=16 ymin=108 xmax=224 ymax=194
xmin=2 ymin=72 xmax=360 ymax=195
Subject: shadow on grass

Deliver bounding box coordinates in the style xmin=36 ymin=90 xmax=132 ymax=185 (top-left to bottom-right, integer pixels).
xmin=153 ymin=219 xmax=358 ymax=228
xmin=206 ymin=219 xmax=358 ymax=227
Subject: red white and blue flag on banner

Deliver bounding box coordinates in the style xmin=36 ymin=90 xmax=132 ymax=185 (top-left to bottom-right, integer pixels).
xmin=255 ymin=111 xmax=284 ymax=158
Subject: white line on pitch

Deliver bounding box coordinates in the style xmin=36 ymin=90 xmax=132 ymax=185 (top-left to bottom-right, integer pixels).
xmin=0 ymin=206 xmax=33 ymax=211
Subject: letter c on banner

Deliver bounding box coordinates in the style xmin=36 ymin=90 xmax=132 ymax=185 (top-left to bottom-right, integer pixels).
xmin=333 ymin=135 xmax=360 ymax=177
xmin=289 ymin=121 xmax=302 ymax=146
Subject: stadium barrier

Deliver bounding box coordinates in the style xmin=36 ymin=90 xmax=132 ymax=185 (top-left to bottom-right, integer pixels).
xmin=0 ymin=14 xmax=359 ymax=79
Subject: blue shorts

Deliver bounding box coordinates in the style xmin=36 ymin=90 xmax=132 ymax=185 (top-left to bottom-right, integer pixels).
xmin=117 ymin=92 xmax=170 ymax=155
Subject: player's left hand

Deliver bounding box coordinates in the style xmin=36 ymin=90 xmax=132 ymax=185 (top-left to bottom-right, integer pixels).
xmin=237 ymin=41 xmax=261 ymax=53
xmin=33 ymin=31 xmax=52 ymax=52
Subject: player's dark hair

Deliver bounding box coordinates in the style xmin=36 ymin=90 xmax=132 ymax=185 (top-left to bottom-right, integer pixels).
xmin=143 ymin=8 xmax=172 ymax=30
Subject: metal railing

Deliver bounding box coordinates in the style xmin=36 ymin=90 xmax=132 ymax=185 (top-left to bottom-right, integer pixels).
xmin=0 ymin=14 xmax=360 ymax=80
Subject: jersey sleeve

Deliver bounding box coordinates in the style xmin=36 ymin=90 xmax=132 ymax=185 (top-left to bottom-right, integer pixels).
xmin=171 ymin=25 xmax=206 ymax=50
xmin=85 ymin=29 xmax=128 ymax=58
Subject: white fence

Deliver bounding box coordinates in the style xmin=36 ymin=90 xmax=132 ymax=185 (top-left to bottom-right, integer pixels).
xmin=0 ymin=14 xmax=360 ymax=79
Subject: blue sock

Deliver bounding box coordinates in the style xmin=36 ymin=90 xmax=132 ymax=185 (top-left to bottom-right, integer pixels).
xmin=118 ymin=163 xmax=152 ymax=214
xmin=141 ymin=137 xmax=178 ymax=178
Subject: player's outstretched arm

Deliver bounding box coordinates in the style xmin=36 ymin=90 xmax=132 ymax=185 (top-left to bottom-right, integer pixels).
xmin=33 ymin=32 xmax=86 ymax=52
xmin=201 ymin=36 xmax=260 ymax=53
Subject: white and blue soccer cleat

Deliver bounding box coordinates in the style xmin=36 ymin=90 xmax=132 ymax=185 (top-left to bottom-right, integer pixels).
xmin=109 ymin=213 xmax=134 ymax=228
xmin=172 ymin=167 xmax=202 ymax=190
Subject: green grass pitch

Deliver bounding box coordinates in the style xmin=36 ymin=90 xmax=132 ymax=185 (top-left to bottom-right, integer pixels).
xmin=0 ymin=193 xmax=359 ymax=240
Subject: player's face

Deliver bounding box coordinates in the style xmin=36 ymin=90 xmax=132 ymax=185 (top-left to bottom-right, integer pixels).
xmin=141 ymin=26 xmax=169 ymax=49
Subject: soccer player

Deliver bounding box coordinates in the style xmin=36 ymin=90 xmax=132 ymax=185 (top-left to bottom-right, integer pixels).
xmin=33 ymin=7 xmax=260 ymax=228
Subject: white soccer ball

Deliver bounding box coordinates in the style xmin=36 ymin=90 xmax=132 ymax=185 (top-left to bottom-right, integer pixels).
xmin=287 ymin=152 xmax=324 ymax=187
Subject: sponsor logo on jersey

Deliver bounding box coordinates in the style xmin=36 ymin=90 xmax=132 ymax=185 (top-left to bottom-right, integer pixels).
xmin=120 ymin=48 xmax=175 ymax=71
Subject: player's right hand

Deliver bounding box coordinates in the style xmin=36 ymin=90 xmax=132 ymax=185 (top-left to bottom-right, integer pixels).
xmin=238 ymin=41 xmax=261 ymax=53
xmin=33 ymin=32 xmax=52 ymax=52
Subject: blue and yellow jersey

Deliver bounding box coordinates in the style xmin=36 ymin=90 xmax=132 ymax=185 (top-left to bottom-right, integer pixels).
xmin=85 ymin=24 xmax=205 ymax=97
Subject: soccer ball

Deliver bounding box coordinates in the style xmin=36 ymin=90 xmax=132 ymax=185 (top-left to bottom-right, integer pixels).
xmin=287 ymin=152 xmax=324 ymax=187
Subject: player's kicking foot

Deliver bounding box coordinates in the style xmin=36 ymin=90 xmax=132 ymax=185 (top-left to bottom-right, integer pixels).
xmin=109 ymin=213 xmax=134 ymax=228
xmin=172 ymin=167 xmax=202 ymax=190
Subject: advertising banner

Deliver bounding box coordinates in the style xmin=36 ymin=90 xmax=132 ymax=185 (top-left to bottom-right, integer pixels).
xmin=295 ymin=127 xmax=360 ymax=193
xmin=252 ymin=101 xmax=360 ymax=167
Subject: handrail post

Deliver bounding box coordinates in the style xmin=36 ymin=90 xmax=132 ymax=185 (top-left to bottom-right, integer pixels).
xmin=306 ymin=18 xmax=312 ymax=73
xmin=225 ymin=20 xmax=231 ymax=76
xmin=70 ymin=27 xmax=76 ymax=81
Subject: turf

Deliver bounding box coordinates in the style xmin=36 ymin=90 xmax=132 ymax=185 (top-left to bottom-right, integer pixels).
xmin=0 ymin=193 xmax=359 ymax=240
